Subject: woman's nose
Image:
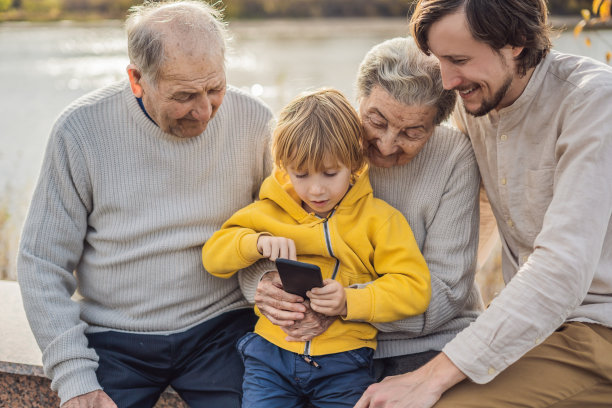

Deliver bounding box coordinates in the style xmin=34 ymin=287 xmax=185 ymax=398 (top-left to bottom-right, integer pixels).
xmin=377 ymin=132 xmax=398 ymax=156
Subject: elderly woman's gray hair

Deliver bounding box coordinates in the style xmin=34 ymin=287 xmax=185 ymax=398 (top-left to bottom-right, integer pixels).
xmin=126 ymin=0 xmax=229 ymax=85
xmin=356 ymin=37 xmax=456 ymax=125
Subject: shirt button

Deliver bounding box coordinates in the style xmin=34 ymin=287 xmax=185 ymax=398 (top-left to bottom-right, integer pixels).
xmin=523 ymin=255 xmax=529 ymax=263
xmin=507 ymin=219 xmax=514 ymax=228
xmin=535 ymin=337 xmax=542 ymax=344
xmin=500 ymin=134 xmax=507 ymax=141
xmin=501 ymin=178 xmax=507 ymax=185
xmin=488 ymin=367 xmax=496 ymax=375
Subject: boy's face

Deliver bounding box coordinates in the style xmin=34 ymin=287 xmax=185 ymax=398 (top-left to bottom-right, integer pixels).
xmin=287 ymin=158 xmax=352 ymax=218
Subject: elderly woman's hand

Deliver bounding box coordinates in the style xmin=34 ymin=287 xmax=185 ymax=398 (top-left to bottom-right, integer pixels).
xmin=282 ymin=300 xmax=336 ymax=341
xmin=255 ymin=271 xmax=307 ymax=326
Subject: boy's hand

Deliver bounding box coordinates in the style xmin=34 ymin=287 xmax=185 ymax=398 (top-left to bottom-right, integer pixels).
xmin=257 ymin=235 xmax=297 ymax=261
xmin=307 ymin=279 xmax=347 ymax=317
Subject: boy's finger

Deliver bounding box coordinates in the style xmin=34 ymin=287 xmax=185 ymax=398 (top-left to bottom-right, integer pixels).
xmin=288 ymin=240 xmax=297 ymax=261
xmin=261 ymin=245 xmax=271 ymax=258
xmin=279 ymin=243 xmax=289 ymax=260
xmin=311 ymin=283 xmax=337 ymax=295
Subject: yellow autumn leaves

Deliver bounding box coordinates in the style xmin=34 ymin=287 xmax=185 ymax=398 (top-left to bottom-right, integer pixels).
xmin=574 ymin=0 xmax=612 ymax=63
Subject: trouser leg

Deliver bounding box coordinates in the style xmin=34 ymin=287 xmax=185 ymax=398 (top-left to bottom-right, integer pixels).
xmin=86 ymin=331 xmax=170 ymax=408
xmin=237 ymin=332 xmax=305 ymax=408
xmin=374 ymin=350 xmax=440 ymax=380
xmin=171 ymin=309 xmax=257 ymax=408
xmin=434 ymin=322 xmax=612 ymax=408
xmin=308 ymin=347 xmax=375 ymax=408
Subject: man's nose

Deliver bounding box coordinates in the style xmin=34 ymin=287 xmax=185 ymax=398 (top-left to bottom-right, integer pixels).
xmin=191 ymin=95 xmax=213 ymax=122
xmin=440 ymin=62 xmax=462 ymax=90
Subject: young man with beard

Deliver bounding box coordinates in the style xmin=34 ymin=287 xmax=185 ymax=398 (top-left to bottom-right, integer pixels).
xmin=355 ymin=0 xmax=612 ymax=407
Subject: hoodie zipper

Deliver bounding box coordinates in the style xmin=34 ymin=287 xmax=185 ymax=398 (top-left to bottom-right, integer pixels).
xmin=302 ymin=210 xmax=340 ymax=367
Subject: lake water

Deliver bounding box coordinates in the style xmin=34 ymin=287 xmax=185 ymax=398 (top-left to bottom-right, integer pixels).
xmin=0 ymin=18 xmax=610 ymax=278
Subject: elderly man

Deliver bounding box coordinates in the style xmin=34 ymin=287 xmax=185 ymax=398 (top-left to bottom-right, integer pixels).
xmin=356 ymin=0 xmax=612 ymax=407
xmin=17 ymin=1 xmax=272 ymax=407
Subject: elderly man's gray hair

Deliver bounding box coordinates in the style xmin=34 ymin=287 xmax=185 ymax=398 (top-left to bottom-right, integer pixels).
xmin=356 ymin=37 xmax=456 ymax=125
xmin=126 ymin=0 xmax=228 ymax=85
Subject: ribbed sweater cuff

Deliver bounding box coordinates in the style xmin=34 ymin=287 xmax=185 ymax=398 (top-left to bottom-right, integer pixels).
xmin=52 ymin=360 xmax=101 ymax=406
xmin=238 ymin=259 xmax=277 ymax=303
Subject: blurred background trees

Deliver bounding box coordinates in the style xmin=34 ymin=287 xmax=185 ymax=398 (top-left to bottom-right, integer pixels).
xmin=0 ymin=0 xmax=602 ymax=21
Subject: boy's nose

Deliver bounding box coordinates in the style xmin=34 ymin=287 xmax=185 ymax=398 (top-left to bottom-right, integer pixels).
xmin=309 ymin=183 xmax=325 ymax=195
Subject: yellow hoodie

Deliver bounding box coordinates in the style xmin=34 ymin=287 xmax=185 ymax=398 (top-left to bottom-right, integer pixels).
xmin=203 ymin=167 xmax=430 ymax=356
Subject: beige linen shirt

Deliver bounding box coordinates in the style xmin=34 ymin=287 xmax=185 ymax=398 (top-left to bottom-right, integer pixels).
xmin=446 ymin=50 xmax=612 ymax=383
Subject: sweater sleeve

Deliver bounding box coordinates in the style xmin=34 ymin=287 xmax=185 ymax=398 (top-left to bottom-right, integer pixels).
xmin=237 ymin=117 xmax=275 ymax=301
xmin=202 ymin=207 xmax=267 ymax=277
xmin=238 ymin=259 xmax=277 ymax=303
xmin=373 ymin=142 xmax=481 ymax=334
xmin=344 ymin=211 xmax=431 ymax=323
xmin=17 ymin=126 xmax=101 ymax=405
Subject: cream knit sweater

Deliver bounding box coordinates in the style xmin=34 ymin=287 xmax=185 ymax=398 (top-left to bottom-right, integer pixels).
xmin=17 ymin=81 xmax=273 ymax=404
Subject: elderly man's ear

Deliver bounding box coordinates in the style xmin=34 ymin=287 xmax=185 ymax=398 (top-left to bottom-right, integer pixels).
xmin=127 ymin=64 xmax=144 ymax=98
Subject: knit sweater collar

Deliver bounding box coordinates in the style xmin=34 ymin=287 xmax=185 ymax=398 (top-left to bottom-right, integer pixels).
xmin=122 ymin=81 xmax=209 ymax=143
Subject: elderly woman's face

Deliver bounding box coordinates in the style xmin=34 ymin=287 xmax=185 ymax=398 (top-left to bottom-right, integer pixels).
xmin=359 ymin=86 xmax=437 ymax=168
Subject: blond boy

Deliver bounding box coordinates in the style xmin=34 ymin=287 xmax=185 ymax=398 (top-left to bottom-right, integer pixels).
xmin=203 ymin=89 xmax=430 ymax=407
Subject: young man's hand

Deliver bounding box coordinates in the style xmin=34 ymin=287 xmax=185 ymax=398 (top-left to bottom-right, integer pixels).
xmin=308 ymin=279 xmax=347 ymax=316
xmin=257 ymin=235 xmax=297 ymax=261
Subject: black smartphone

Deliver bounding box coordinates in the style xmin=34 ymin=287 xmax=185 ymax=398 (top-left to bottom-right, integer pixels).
xmin=275 ymin=258 xmax=323 ymax=298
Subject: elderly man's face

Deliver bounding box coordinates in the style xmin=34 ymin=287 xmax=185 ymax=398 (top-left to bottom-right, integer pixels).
xmin=135 ymin=49 xmax=226 ymax=138
xmin=359 ymin=86 xmax=437 ymax=168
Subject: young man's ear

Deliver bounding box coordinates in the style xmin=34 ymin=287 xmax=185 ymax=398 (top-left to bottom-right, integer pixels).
xmin=126 ymin=64 xmax=144 ymax=98
xmin=511 ymin=45 xmax=525 ymax=58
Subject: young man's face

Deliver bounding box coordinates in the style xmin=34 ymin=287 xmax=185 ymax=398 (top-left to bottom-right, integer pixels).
xmin=427 ymin=11 xmax=523 ymax=116
xmin=287 ymin=159 xmax=352 ymax=219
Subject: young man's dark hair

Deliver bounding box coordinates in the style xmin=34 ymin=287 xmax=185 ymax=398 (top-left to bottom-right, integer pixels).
xmin=410 ymin=0 xmax=552 ymax=76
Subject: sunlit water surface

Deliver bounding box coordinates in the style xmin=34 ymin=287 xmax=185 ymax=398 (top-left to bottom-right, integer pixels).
xmin=0 ymin=19 xmax=609 ymax=278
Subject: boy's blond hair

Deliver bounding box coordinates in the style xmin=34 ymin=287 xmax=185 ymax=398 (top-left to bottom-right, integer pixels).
xmin=273 ymin=88 xmax=365 ymax=173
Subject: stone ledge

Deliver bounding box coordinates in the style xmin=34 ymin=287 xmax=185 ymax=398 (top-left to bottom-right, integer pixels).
xmin=0 ymin=280 xmax=186 ymax=407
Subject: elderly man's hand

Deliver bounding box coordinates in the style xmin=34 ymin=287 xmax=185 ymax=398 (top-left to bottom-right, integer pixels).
xmin=62 ymin=390 xmax=117 ymax=408
xmin=255 ymin=271 xmax=307 ymax=326
xmin=282 ymin=299 xmax=336 ymax=341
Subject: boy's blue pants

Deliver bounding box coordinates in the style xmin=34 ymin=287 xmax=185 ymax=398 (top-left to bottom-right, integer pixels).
xmin=237 ymin=332 xmax=375 ymax=408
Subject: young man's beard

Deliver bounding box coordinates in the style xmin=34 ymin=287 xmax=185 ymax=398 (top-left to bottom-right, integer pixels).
xmin=466 ymin=75 xmax=513 ymax=117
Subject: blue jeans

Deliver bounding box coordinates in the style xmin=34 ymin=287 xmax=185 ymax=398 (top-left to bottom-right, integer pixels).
xmin=237 ymin=332 xmax=375 ymax=408
xmin=86 ymin=308 xmax=257 ymax=408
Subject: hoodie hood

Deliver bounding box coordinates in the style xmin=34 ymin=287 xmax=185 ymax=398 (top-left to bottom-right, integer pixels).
xmin=258 ymin=166 xmax=373 ymax=222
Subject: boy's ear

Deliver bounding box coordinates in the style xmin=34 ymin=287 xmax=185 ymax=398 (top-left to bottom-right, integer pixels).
xmin=126 ymin=64 xmax=144 ymax=97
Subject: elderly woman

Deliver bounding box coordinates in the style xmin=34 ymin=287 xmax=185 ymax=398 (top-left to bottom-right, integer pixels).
xmin=239 ymin=37 xmax=482 ymax=379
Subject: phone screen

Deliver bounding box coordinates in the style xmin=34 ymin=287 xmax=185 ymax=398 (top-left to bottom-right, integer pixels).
xmin=275 ymin=258 xmax=323 ymax=298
